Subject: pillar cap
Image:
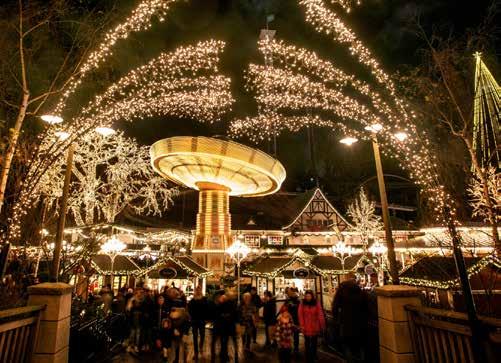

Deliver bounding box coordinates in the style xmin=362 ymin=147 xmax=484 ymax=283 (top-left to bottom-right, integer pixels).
xmin=28 ymin=282 xmax=73 ymax=296
xmin=375 ymin=285 xmax=421 ymax=297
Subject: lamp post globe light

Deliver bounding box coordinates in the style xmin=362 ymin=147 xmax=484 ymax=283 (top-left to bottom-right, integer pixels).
xmin=225 ymin=239 xmax=251 ymax=304
xmin=368 ymin=240 xmax=388 ymax=269
xmin=330 ymin=241 xmax=361 ymax=272
xmin=100 ymin=236 xmax=127 ymax=288
xmin=339 ymin=123 xmax=407 ymax=285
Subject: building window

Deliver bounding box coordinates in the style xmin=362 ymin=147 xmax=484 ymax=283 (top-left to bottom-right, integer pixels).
xmin=244 ymin=235 xmax=260 ymax=247
xmin=267 ymin=235 xmax=283 ymax=245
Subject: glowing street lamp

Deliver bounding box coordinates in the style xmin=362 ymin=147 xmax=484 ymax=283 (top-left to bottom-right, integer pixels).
xmin=331 ymin=241 xmax=362 ymax=272
xmin=226 ymin=239 xmax=251 ymax=303
xmin=394 ymin=132 xmax=408 ymax=142
xmin=40 ymin=114 xmax=63 ymax=125
xmin=364 ymin=123 xmax=383 ymax=133
xmin=339 ymin=137 xmax=358 ymax=146
xmin=95 ymin=126 xmax=116 ymax=137
xmin=340 ymin=122 xmax=401 ymax=284
xmin=369 ymin=240 xmax=388 ymax=269
xmin=101 ymin=236 xmax=127 ymax=286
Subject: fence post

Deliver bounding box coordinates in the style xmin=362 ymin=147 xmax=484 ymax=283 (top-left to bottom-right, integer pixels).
xmin=27 ymin=282 xmax=72 ymax=363
xmin=376 ymin=285 xmax=421 ymax=363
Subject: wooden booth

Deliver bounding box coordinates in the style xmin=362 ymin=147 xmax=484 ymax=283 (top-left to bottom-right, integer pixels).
xmin=243 ymin=250 xmax=363 ymax=310
xmin=400 ymin=255 xmax=501 ymax=315
xmin=138 ymin=255 xmax=212 ymax=297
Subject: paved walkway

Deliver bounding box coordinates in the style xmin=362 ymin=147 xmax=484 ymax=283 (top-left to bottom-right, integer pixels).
xmin=112 ymin=329 xmax=344 ymax=363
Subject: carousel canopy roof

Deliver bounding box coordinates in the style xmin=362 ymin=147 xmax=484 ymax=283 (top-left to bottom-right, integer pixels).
xmin=91 ymin=254 xmax=141 ymax=275
xmin=400 ymin=255 xmax=501 ymax=289
xmin=150 ymin=136 xmax=286 ymax=197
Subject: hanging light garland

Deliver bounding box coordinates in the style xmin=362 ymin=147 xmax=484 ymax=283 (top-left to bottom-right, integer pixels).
xmin=52 ymin=0 xmax=182 ymax=116
xmin=230 ymin=1 xmax=458 ymax=232
xmin=6 ymin=40 xmax=232 ymax=244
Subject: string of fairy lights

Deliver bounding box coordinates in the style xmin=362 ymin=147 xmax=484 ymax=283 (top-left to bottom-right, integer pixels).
xmin=52 ymin=0 xmax=182 ymax=116
xmin=7 ymin=39 xmax=232 ymax=243
xmin=231 ymin=0 xmax=459 ymax=233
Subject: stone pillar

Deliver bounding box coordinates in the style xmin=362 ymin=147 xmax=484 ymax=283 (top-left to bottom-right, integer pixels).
xmin=27 ymin=282 xmax=72 ymax=363
xmin=376 ymin=285 xmax=422 ymax=363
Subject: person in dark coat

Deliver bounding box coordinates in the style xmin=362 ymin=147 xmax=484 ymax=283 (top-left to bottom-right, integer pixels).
xmin=263 ymin=290 xmax=277 ymax=346
xmin=170 ymin=307 xmax=190 ymax=363
xmin=211 ymin=294 xmax=239 ymax=363
xmin=332 ymin=273 xmax=369 ymax=363
xmin=249 ymin=287 xmax=262 ymax=343
xmin=284 ymin=287 xmax=300 ymax=354
xmin=188 ymin=285 xmax=209 ymax=359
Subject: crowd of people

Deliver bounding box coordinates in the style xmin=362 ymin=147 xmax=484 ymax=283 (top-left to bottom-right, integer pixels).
xmin=93 ymin=273 xmax=376 ymax=363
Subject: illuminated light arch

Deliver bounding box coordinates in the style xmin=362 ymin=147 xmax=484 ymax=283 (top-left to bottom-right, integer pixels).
xmin=231 ymin=1 xmax=457 ymax=229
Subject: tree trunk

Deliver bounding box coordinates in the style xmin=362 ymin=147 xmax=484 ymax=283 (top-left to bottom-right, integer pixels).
xmin=465 ymin=138 xmax=500 ymax=254
xmin=0 ymin=92 xmax=30 ymax=213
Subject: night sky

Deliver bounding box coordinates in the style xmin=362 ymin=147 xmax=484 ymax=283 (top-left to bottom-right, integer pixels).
xmin=83 ymin=0 xmax=498 ymax=218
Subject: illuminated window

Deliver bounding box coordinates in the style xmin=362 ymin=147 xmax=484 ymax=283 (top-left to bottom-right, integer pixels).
xmin=268 ymin=235 xmax=283 ymax=245
xmin=244 ymin=235 xmax=260 ymax=247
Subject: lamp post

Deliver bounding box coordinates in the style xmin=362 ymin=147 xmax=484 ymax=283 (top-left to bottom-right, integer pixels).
xmin=46 ymin=121 xmax=115 ymax=281
xmin=331 ymin=241 xmax=361 ymax=272
xmin=340 ymin=124 xmax=406 ymax=284
xmin=100 ymin=236 xmax=126 ymax=289
xmin=368 ymin=240 xmax=388 ymax=270
xmin=226 ymin=239 xmax=251 ymax=304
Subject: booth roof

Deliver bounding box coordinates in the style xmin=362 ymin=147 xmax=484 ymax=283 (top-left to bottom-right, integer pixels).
xmin=311 ymin=255 xmax=360 ymax=271
xmin=399 ymin=255 xmax=501 ymax=289
xmin=400 ymin=256 xmax=480 ymax=283
xmin=177 ymin=256 xmax=210 ymax=275
xmin=245 ymin=257 xmax=293 ymax=274
xmin=143 ymin=255 xmax=212 ymax=278
xmin=91 ymin=254 xmax=140 ymax=274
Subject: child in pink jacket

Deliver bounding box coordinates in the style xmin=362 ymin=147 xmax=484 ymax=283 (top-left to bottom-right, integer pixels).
xmin=298 ymin=290 xmax=325 ymax=363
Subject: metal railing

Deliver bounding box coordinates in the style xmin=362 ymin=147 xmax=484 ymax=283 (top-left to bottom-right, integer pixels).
xmin=0 ymin=305 xmax=45 ymax=363
xmin=405 ymin=304 xmax=501 ymax=363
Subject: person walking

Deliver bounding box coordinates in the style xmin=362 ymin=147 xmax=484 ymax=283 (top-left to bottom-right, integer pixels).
xmin=298 ymin=290 xmax=325 ymax=363
xmin=249 ymin=287 xmax=262 ymax=343
xmin=275 ymin=305 xmax=296 ymax=363
xmin=239 ymin=292 xmax=257 ymax=351
xmin=158 ymin=318 xmax=173 ymax=363
xmin=263 ymin=290 xmax=277 ymax=347
xmin=170 ymin=307 xmax=190 ymax=363
xmin=284 ymin=287 xmax=300 ymax=354
xmin=211 ymin=293 xmax=239 ymax=363
xmin=332 ymin=273 xmax=369 ymax=363
xmin=126 ymin=289 xmax=144 ymax=353
xmin=188 ymin=285 xmax=209 ymax=360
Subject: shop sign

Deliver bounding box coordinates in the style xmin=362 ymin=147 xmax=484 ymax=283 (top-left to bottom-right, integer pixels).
xmin=159 ymin=267 xmax=177 ymax=279
xmin=293 ymin=268 xmax=309 ymax=279
xmin=364 ymin=264 xmax=375 ymax=275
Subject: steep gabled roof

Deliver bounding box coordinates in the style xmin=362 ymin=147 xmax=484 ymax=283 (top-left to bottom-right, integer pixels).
xmin=283 ymin=188 xmax=352 ymax=230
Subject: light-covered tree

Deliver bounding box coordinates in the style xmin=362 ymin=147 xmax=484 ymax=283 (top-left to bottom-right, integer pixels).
xmin=36 ymin=130 xmax=177 ymax=226
xmin=467 ymin=166 xmax=500 ymax=224
xmin=347 ymin=187 xmax=383 ymax=249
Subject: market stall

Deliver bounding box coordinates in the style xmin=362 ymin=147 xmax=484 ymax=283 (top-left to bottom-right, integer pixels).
xmin=400 ymin=255 xmax=501 ymax=314
xmin=138 ymin=255 xmax=212 ymax=297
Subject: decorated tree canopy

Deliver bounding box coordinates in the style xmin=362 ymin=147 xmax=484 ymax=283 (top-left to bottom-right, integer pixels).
xmin=35 ymin=131 xmax=178 ymax=226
